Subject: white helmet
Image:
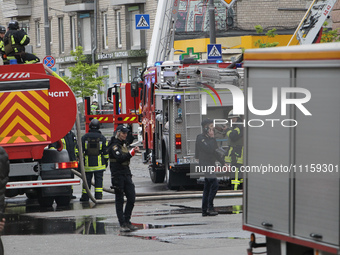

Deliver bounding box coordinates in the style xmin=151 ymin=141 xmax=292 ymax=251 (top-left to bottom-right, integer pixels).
xmin=228 ymin=110 xmax=241 ymax=119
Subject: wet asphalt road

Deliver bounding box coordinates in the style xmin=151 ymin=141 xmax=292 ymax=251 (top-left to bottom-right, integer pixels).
xmin=2 ymin=131 xmax=264 ymax=255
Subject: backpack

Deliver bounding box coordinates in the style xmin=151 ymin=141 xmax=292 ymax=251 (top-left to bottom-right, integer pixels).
xmin=85 ymin=137 xmax=101 ymax=156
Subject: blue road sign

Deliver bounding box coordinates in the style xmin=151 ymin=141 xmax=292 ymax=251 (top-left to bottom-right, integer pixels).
xmin=43 ymin=55 xmax=55 ymax=68
xmin=135 ymin=14 xmax=150 ymax=30
xmin=207 ymin=44 xmax=222 ymax=60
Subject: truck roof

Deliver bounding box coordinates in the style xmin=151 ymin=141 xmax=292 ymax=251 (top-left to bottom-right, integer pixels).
xmin=244 ymin=42 xmax=340 ymax=62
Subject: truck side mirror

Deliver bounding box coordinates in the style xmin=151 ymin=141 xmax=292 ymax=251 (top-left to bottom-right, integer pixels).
xmin=131 ymin=81 xmax=139 ymax=98
xmin=107 ymin=87 xmax=112 ymax=103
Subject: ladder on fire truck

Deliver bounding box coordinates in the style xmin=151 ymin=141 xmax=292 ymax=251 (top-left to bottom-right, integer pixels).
xmin=147 ymin=0 xmax=179 ymax=67
xmin=183 ymin=90 xmax=202 ymax=156
xmin=288 ymin=0 xmax=337 ymax=45
xmin=177 ymin=66 xmax=241 ymax=156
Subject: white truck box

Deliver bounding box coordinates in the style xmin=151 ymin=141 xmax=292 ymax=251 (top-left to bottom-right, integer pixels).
xmin=243 ymin=43 xmax=340 ymax=255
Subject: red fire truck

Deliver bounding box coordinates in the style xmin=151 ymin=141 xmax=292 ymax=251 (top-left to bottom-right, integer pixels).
xmin=141 ymin=60 xmax=241 ymax=189
xmin=106 ymin=82 xmax=141 ymax=143
xmin=0 ymin=63 xmax=79 ymax=207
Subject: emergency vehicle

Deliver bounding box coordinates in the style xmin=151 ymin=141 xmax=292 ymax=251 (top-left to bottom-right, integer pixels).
xmin=106 ymin=82 xmax=141 ymax=144
xmin=141 ymin=60 xmax=243 ymax=189
xmin=0 ymin=63 xmax=79 ymax=207
xmin=243 ymin=43 xmax=340 ymax=255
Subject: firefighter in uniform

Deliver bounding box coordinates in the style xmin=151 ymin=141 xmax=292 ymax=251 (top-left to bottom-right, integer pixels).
xmin=49 ymin=130 xmax=78 ymax=162
xmin=91 ymin=101 xmax=98 ymax=115
xmin=225 ymin=110 xmax=244 ymax=190
xmin=80 ymin=119 xmax=108 ymax=201
xmin=0 ymin=26 xmax=6 ymax=64
xmin=3 ymin=21 xmax=40 ymax=64
xmin=49 ymin=130 xmax=79 ymax=199
xmin=195 ymin=119 xmax=226 ymax=217
xmin=108 ymin=125 xmax=140 ymax=232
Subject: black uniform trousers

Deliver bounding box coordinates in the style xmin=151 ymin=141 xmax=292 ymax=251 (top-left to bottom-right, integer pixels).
xmin=83 ymin=170 xmax=104 ymax=199
xmin=113 ymin=174 xmax=135 ymax=226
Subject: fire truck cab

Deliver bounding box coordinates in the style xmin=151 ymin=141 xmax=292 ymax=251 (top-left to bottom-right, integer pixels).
xmin=107 ymin=82 xmax=141 ymax=144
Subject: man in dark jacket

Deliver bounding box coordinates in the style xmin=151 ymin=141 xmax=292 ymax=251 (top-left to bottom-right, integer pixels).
xmin=80 ymin=119 xmax=108 ymax=201
xmin=3 ymin=21 xmax=40 ymax=64
xmin=108 ymin=125 xmax=139 ymax=232
xmin=0 ymin=146 xmax=9 ymax=255
xmin=195 ymin=119 xmax=225 ymax=217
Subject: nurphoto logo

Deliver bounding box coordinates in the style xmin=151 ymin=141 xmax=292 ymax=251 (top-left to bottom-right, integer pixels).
xmin=215 ymin=85 xmax=312 ymax=128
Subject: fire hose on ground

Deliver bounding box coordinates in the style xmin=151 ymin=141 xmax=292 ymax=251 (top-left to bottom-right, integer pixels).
xmin=74 ymin=109 xmax=242 ymax=204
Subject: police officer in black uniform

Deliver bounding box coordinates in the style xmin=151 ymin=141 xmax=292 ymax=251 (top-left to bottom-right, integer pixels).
xmin=195 ymin=119 xmax=226 ymax=217
xmin=108 ymin=125 xmax=140 ymax=232
xmin=80 ymin=119 xmax=108 ymax=201
xmin=3 ymin=21 xmax=40 ymax=64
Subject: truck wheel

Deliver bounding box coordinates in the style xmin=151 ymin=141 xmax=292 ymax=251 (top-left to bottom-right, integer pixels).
xmin=55 ymin=196 xmax=71 ymax=207
xmin=165 ymin=154 xmax=178 ymax=190
xmin=149 ymin=168 xmax=165 ymax=183
xmin=38 ymin=196 xmax=54 ymax=207
xmin=26 ymin=192 xmax=38 ymax=200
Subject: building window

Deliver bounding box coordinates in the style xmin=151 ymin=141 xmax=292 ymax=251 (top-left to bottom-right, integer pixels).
xmin=130 ymin=9 xmax=141 ymax=50
xmin=80 ymin=14 xmax=91 ymax=53
xmin=20 ymin=20 xmax=30 ymax=35
xmin=58 ymin=17 xmax=64 ymax=54
xmin=116 ymin=11 xmax=122 ymax=48
xmin=103 ymin=13 xmax=108 ymax=49
xmin=59 ymin=69 xmax=65 ymax=77
xmin=102 ymin=67 xmax=109 ymax=103
xmin=70 ymin=16 xmax=76 ymax=51
xmin=35 ymin=21 xmax=41 ymax=47
xmin=131 ymin=66 xmax=142 ymax=81
xmin=117 ymin=66 xmax=122 ymax=82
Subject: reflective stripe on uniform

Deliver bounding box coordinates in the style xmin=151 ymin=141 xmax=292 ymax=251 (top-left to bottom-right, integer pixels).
xmin=20 ymin=35 xmax=27 ymax=45
xmin=95 ymin=187 xmax=103 ymax=193
xmin=84 ymin=164 xmax=106 ymax=172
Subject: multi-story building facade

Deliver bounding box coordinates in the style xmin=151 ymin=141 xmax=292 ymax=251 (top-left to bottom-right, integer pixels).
xmin=1 ymin=0 xmax=156 ymax=106
xmin=0 ymin=0 xmax=338 ymax=105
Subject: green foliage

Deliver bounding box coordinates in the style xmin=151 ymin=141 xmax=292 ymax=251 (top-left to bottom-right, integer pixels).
xmin=254 ymin=25 xmax=279 ymax=48
xmin=63 ymin=46 xmax=108 ymax=99
xmin=321 ymin=22 xmax=340 ymax=43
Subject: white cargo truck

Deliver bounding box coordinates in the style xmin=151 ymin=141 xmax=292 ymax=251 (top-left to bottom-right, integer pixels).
xmin=243 ymin=43 xmax=340 ymax=255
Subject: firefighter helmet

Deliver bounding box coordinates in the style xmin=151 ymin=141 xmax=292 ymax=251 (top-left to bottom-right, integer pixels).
xmin=8 ymin=21 xmax=19 ymax=30
xmin=89 ymin=119 xmax=100 ymax=130
xmin=228 ymin=110 xmax=241 ymax=119
xmin=0 ymin=26 xmax=5 ymax=33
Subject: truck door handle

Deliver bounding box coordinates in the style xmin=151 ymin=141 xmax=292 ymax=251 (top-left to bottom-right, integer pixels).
xmin=310 ymin=233 xmax=323 ymax=239
xmin=261 ymin=222 xmax=273 ymax=228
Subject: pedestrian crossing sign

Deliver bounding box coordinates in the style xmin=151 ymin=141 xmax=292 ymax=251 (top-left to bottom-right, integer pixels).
xmin=207 ymin=44 xmax=222 ymax=60
xmin=135 ymin=14 xmax=150 ymax=30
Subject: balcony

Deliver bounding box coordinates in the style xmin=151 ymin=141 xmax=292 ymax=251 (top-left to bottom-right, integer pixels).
xmin=64 ymin=0 xmax=94 ymax=12
xmin=2 ymin=0 xmax=32 ymax=18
